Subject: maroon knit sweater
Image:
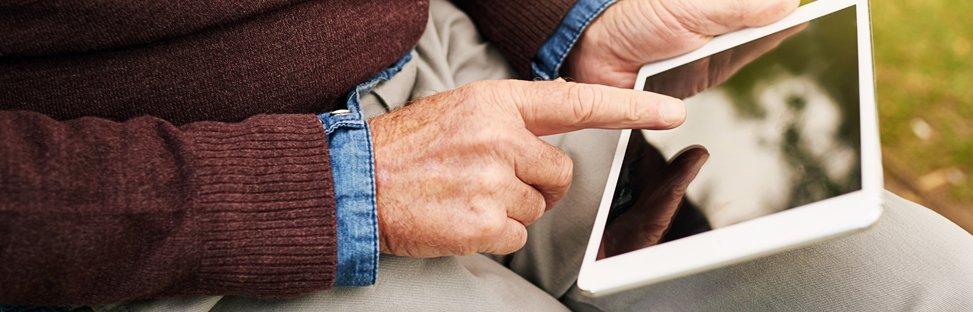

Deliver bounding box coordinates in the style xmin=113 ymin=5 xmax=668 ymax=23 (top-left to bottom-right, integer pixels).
xmin=0 ymin=0 xmax=575 ymax=306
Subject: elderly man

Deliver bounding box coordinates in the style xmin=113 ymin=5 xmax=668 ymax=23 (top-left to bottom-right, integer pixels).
xmin=1 ymin=0 xmax=971 ymax=311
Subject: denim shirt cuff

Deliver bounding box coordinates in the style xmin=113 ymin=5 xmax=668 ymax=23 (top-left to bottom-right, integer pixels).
xmin=531 ymin=0 xmax=619 ymax=80
xmin=318 ymin=53 xmax=412 ymax=287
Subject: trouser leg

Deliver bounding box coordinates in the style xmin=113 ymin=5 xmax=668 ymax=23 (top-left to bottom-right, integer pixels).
xmin=208 ymin=255 xmax=565 ymax=312
xmin=559 ymin=190 xmax=973 ymax=312
xmin=117 ymin=255 xmax=567 ymax=312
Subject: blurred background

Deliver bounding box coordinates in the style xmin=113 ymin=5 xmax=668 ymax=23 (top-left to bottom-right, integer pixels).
xmin=801 ymin=0 xmax=972 ymax=232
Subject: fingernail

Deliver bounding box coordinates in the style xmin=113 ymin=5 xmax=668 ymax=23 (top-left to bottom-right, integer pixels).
xmin=661 ymin=100 xmax=686 ymax=126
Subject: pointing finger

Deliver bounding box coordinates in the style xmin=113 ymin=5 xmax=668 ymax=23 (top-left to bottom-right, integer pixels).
xmin=499 ymin=80 xmax=687 ymax=136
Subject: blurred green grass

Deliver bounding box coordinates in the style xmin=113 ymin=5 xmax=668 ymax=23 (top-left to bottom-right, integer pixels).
xmin=870 ymin=0 xmax=973 ymax=205
xmin=803 ymin=0 xmax=972 ymax=209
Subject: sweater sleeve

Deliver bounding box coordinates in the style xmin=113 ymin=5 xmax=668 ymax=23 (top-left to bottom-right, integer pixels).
xmin=451 ymin=0 xmax=578 ymax=78
xmin=0 ymin=111 xmax=337 ymax=306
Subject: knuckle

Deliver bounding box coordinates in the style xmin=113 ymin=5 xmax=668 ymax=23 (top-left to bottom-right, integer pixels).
xmin=464 ymin=220 xmax=501 ymax=248
xmin=455 ymin=219 xmax=479 ymax=240
xmin=480 ymin=219 xmax=505 ymax=237
xmin=460 ymin=80 xmax=494 ymax=102
xmin=527 ymin=193 xmax=547 ymax=223
xmin=467 ymin=80 xmax=513 ymax=107
xmin=471 ymin=128 xmax=521 ymax=153
xmin=470 ymin=126 xmax=500 ymax=145
xmin=552 ymin=150 xmax=575 ymax=188
xmin=626 ymin=94 xmax=647 ymax=123
xmin=515 ymin=191 xmax=544 ymax=224
xmin=567 ymin=83 xmax=600 ymax=124
xmin=542 ymin=150 xmax=574 ymax=206
xmin=478 ymin=167 xmax=509 ymax=190
xmin=455 ymin=225 xmax=487 ymax=255
xmin=468 ymin=198 xmax=497 ymax=219
xmin=506 ymin=227 xmax=528 ymax=254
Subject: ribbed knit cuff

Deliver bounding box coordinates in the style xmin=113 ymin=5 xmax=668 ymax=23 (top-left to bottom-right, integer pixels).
xmin=185 ymin=114 xmax=337 ymax=298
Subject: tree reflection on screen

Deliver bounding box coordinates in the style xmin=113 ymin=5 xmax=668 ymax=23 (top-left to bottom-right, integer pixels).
xmin=639 ymin=7 xmax=862 ymax=228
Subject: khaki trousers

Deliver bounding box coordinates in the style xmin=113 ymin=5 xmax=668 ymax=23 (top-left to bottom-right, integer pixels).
xmin=115 ymin=0 xmax=973 ymax=311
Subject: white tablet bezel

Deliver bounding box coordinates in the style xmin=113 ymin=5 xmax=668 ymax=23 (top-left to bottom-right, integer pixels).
xmin=578 ymin=0 xmax=883 ymax=296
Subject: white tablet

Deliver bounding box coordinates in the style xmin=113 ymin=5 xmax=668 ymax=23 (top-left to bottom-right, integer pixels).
xmin=578 ymin=0 xmax=883 ymax=296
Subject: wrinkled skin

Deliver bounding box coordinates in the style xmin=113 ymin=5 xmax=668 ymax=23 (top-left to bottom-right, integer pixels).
xmin=566 ymin=0 xmax=801 ymax=88
xmin=370 ymin=80 xmax=685 ymax=257
xmin=369 ymin=0 xmax=801 ymax=258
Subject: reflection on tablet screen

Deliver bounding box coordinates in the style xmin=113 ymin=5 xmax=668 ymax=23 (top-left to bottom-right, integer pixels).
xmin=599 ymin=6 xmax=861 ymax=260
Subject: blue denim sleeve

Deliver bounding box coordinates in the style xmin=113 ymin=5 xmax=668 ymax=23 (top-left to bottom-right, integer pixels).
xmin=531 ymin=0 xmax=619 ymax=80
xmin=318 ymin=53 xmax=412 ymax=287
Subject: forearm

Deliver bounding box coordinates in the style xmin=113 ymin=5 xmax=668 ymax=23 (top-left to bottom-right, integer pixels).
xmin=0 ymin=111 xmax=338 ymax=305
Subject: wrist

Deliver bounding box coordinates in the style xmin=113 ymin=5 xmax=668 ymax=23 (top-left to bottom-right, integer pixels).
xmin=562 ymin=41 xmax=583 ymax=78
xmin=530 ymin=0 xmax=619 ymax=80
xmin=562 ymin=30 xmax=617 ymax=85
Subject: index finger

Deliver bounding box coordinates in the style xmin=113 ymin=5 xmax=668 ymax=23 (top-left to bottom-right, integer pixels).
xmin=507 ymin=80 xmax=687 ymax=136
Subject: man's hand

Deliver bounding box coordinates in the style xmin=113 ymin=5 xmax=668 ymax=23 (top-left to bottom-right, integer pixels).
xmin=370 ymin=80 xmax=685 ymax=258
xmin=565 ymin=0 xmax=801 ymax=88
xmin=643 ymin=23 xmax=807 ymax=99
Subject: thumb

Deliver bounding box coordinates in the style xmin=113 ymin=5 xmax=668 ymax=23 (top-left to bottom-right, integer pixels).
xmin=500 ymin=80 xmax=686 ymax=136
xmin=663 ymin=0 xmax=801 ymax=35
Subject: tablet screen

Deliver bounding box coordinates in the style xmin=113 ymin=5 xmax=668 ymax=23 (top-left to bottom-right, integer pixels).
xmin=598 ymin=6 xmax=862 ymax=260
